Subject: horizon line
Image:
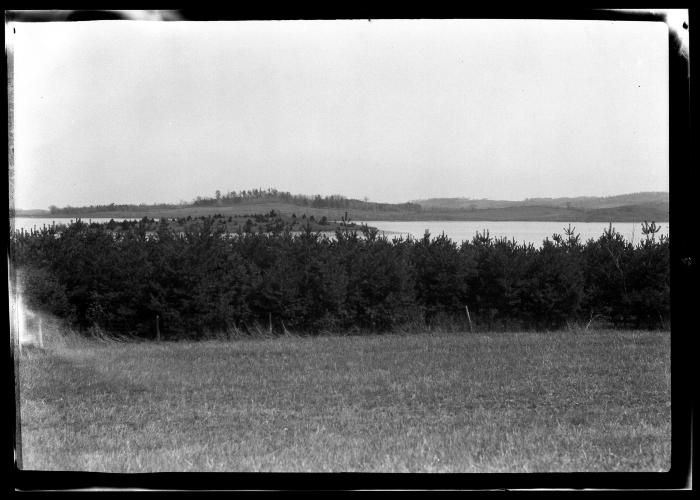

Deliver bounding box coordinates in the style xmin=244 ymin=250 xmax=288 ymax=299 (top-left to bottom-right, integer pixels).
xmin=12 ymin=189 xmax=670 ymax=213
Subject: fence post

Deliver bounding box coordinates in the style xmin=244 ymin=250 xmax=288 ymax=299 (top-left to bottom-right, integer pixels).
xmin=465 ymin=305 xmax=473 ymax=333
xmin=38 ymin=317 xmax=44 ymax=349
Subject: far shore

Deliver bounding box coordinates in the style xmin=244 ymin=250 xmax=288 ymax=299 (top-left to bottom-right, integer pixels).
xmin=12 ymin=195 xmax=668 ymax=225
xmin=13 ymin=212 xmax=669 ymax=224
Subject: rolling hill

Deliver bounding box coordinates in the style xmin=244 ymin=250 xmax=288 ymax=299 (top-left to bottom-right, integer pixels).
xmin=13 ymin=190 xmax=669 ymax=223
xmin=413 ymin=192 xmax=669 ymax=211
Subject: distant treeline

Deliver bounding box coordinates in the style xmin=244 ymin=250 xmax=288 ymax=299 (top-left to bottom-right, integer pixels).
xmin=415 ymin=191 xmax=669 ymax=211
xmin=10 ymin=220 xmax=669 ymax=338
xmin=46 ymin=188 xmax=422 ymax=215
xmin=194 ymin=188 xmax=422 ymax=212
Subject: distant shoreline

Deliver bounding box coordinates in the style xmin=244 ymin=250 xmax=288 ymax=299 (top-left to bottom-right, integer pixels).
xmin=12 ymin=216 xmax=669 ymax=224
xmin=12 ymin=212 xmax=669 ymax=224
xmin=11 ymin=192 xmax=668 ymax=224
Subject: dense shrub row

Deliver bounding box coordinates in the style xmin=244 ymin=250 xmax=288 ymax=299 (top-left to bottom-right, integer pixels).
xmin=9 ymin=219 xmax=669 ymax=338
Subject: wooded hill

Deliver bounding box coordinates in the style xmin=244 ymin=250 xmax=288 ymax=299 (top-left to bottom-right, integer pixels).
xmin=413 ymin=192 xmax=669 ymax=210
xmin=14 ymin=189 xmax=669 ymax=222
xmin=410 ymin=192 xmax=668 ymax=223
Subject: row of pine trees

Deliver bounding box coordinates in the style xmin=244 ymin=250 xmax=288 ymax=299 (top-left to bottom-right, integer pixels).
xmin=10 ymin=219 xmax=669 ymax=338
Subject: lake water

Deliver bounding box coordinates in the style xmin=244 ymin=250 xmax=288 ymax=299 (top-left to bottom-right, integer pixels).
xmin=10 ymin=217 xmax=143 ymax=233
xmin=10 ymin=217 xmax=669 ymax=247
xmin=362 ymin=220 xmax=669 ymax=247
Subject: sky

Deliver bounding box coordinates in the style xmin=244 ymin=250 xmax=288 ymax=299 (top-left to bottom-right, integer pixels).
xmin=11 ymin=18 xmax=671 ymax=209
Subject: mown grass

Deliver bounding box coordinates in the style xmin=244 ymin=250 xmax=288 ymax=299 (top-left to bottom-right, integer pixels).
xmin=17 ymin=330 xmax=670 ymax=472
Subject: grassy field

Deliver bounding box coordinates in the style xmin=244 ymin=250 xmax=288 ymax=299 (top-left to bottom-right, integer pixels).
xmin=16 ymin=330 xmax=671 ymax=473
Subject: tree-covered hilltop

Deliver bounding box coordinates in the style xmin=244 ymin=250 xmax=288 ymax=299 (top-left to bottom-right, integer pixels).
xmin=408 ymin=192 xmax=669 ymax=222
xmin=413 ymin=192 xmax=669 ymax=210
xmin=41 ymin=188 xmax=422 ymax=217
xmin=11 ymin=219 xmax=669 ymax=338
xmin=15 ymin=189 xmax=669 ymax=222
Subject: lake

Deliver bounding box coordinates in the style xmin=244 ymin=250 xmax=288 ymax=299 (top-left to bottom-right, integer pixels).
xmin=10 ymin=217 xmax=669 ymax=247
xmin=362 ymin=220 xmax=669 ymax=247
xmin=10 ymin=217 xmax=143 ymax=233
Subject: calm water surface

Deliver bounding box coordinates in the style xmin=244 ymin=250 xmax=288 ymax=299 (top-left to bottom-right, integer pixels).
xmin=11 ymin=217 xmax=669 ymax=247
xmin=362 ymin=220 xmax=669 ymax=247
xmin=11 ymin=217 xmax=142 ymax=232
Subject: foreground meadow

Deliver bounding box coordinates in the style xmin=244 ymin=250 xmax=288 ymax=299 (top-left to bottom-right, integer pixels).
xmin=17 ymin=330 xmax=670 ymax=473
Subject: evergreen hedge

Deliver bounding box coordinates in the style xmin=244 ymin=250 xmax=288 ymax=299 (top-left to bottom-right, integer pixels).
xmin=9 ymin=218 xmax=669 ymax=338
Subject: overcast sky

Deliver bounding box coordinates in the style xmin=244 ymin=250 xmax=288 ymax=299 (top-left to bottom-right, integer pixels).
xmin=12 ymin=19 xmax=669 ymax=209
